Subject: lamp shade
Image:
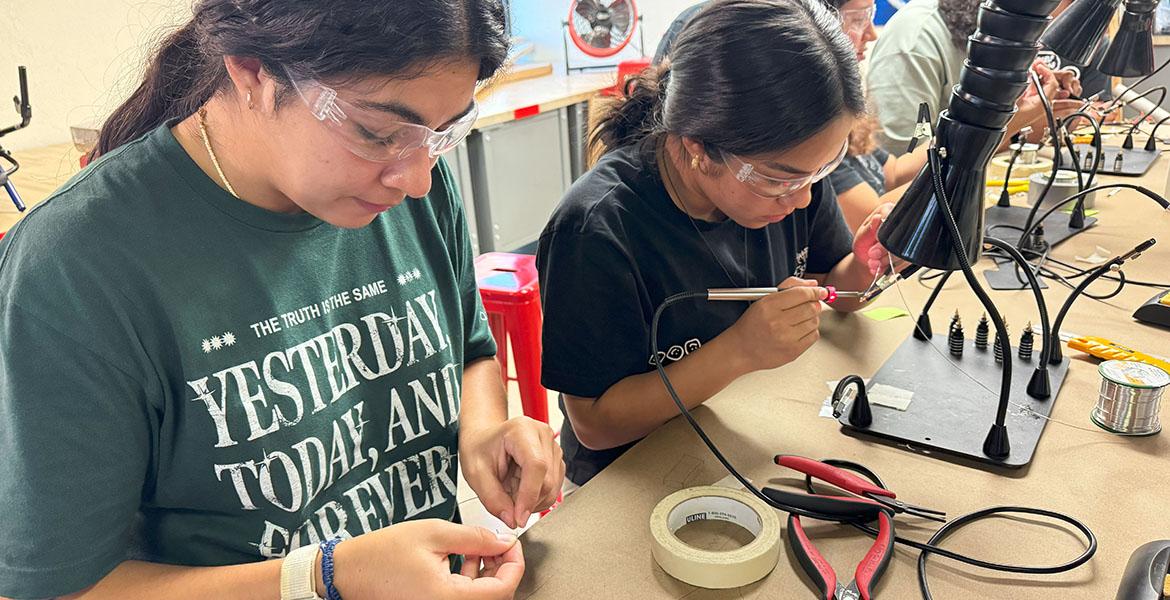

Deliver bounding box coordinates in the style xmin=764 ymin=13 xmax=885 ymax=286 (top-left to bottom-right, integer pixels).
xmin=1039 ymin=0 xmax=1121 ymax=66
xmin=877 ymin=113 xmax=1004 ymax=271
xmin=1099 ymin=0 xmax=1158 ymax=76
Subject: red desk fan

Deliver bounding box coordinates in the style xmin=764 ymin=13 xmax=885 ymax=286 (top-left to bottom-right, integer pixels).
xmin=562 ymin=0 xmax=645 ymax=72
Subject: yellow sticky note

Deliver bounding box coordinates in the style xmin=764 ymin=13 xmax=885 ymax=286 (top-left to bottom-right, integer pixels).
xmin=861 ymin=306 xmax=911 ymax=322
xmin=1060 ymin=207 xmax=1100 ymax=217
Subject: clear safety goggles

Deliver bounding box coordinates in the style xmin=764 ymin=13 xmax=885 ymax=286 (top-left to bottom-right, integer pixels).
xmin=838 ymin=4 xmax=876 ymax=36
xmin=720 ymin=141 xmax=848 ymax=198
xmin=285 ymin=69 xmax=479 ymax=163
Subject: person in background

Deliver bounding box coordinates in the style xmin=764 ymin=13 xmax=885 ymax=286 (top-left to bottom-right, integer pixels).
xmin=539 ymin=0 xmax=898 ymax=490
xmin=824 ymin=0 xmax=928 ymax=230
xmin=0 ymin=1 xmax=562 ymax=599
xmin=654 ymin=0 xmax=916 ymax=231
xmin=866 ymin=0 xmax=1092 ymax=155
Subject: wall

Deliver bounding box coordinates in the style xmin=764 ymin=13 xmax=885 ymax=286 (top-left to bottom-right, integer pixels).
xmin=0 ymin=0 xmax=192 ymax=151
xmin=509 ymin=0 xmax=700 ymax=68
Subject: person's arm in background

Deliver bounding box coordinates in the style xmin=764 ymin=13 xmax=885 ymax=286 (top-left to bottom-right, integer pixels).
xmin=885 ymin=146 xmax=928 ymax=189
xmin=1004 ymin=62 xmax=1083 ymax=148
xmin=867 ymin=49 xmax=949 ymax=155
xmin=836 ymin=179 xmax=912 ymax=233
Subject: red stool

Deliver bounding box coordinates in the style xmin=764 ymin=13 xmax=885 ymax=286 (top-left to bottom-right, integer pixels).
xmin=474 ymin=252 xmax=549 ymax=424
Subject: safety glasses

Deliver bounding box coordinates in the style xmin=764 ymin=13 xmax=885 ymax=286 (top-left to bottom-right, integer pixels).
xmin=720 ymin=141 xmax=848 ymax=198
xmin=284 ymin=68 xmax=479 ymax=163
xmin=838 ymin=4 xmax=876 ymax=36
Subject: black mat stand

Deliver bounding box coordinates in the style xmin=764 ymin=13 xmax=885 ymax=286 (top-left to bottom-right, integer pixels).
xmin=982 ymin=205 xmax=1098 ymax=290
xmin=984 ymin=204 xmax=1098 ymax=250
xmin=1059 ymin=144 xmax=1162 ymax=177
xmin=839 ymin=334 xmax=1070 ymax=469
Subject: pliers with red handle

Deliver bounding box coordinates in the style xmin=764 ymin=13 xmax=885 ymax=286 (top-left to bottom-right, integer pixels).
xmin=777 ymin=455 xmax=946 ymax=522
xmin=761 ymin=485 xmax=894 ymax=600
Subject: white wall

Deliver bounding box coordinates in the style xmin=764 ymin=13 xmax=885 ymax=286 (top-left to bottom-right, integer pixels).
xmin=509 ymin=0 xmax=701 ymax=67
xmin=0 ymin=0 xmax=192 ymax=151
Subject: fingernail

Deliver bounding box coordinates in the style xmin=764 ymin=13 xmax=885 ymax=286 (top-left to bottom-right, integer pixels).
xmin=520 ymin=511 xmax=531 ymax=525
xmin=496 ymin=531 xmax=518 ymax=544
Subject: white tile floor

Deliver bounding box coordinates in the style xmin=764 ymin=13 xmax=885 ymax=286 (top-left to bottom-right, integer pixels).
xmin=458 ymin=356 xmax=564 ymax=533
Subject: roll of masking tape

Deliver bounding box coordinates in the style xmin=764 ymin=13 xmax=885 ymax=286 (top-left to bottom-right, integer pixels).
xmin=988 ymin=155 xmax=1053 ymax=181
xmin=649 ymin=486 xmax=781 ymax=589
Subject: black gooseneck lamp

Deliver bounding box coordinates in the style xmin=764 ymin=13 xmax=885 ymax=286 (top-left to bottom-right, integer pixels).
xmin=1041 ymin=0 xmax=1157 ymax=77
xmin=878 ymin=0 xmax=1059 ymax=460
xmin=874 ymin=0 xmax=1168 ymax=463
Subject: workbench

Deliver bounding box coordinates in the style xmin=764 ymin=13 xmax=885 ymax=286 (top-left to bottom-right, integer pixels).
xmin=516 ymin=142 xmax=1170 ymax=599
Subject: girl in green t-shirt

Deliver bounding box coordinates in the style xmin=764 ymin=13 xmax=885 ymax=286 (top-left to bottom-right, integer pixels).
xmin=0 ymin=2 xmax=561 ymax=599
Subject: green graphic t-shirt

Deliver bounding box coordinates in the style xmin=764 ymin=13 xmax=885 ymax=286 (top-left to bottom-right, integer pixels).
xmin=0 ymin=123 xmax=495 ymax=599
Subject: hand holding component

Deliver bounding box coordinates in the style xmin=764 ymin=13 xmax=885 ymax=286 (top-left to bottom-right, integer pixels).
xmin=854 ymin=202 xmax=897 ymax=275
xmin=723 ymin=277 xmax=826 ymax=372
xmin=460 ymin=416 xmax=564 ymax=529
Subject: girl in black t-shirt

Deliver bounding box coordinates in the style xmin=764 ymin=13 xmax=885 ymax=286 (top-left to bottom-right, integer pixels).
xmin=538 ymin=0 xmax=902 ymax=487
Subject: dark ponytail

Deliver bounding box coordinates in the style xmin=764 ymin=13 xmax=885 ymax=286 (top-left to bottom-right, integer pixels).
xmin=590 ymin=0 xmax=866 ymax=158
xmin=591 ymin=64 xmax=671 ymax=153
xmin=94 ymin=0 xmax=510 ymax=157
xmin=95 ymin=22 xmax=222 ymax=157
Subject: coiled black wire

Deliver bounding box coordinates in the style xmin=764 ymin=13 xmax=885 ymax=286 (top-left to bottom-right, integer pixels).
xmin=651 ymin=294 xmax=1097 ymax=597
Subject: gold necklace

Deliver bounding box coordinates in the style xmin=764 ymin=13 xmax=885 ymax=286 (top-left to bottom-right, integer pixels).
xmin=197 ymin=108 xmax=239 ymax=198
xmin=656 ymin=138 xmax=750 ymax=288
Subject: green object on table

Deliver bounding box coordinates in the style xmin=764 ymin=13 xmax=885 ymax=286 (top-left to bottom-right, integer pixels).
xmin=1060 ymin=207 xmax=1099 ymax=217
xmin=860 ymin=306 xmax=910 ymax=322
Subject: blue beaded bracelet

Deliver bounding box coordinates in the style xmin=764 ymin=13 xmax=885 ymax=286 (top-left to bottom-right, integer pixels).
xmin=320 ymin=537 xmax=343 ymax=600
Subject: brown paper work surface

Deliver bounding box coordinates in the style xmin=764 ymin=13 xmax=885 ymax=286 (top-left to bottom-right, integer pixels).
xmin=519 ymin=151 xmax=1170 ymax=599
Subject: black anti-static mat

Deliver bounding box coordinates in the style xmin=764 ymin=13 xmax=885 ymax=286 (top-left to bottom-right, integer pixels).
xmin=1058 ymin=144 xmax=1161 ymax=177
xmin=984 ymin=204 xmax=1098 ymax=250
xmin=839 ymin=334 xmax=1070 ymax=469
xmin=983 ymin=204 xmax=1097 ymax=290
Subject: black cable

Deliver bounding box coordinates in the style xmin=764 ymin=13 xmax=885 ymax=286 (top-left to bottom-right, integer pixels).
xmin=926 ymin=147 xmax=1014 ymax=432
xmin=1019 ymin=70 xmax=1063 ymax=247
xmin=920 ymin=270 xmax=951 ymax=316
xmin=1145 ymin=113 xmax=1170 ymax=151
xmin=1019 ymin=183 xmax=1170 ymax=245
xmin=917 ymin=507 xmax=1098 ymax=599
xmin=800 ymin=464 xmax=1096 ymax=599
xmin=1016 ymin=258 xmax=1127 ymax=300
xmin=651 ymin=293 xmax=1098 ymax=598
xmin=984 ymin=237 xmax=1054 ymax=367
xmin=1051 ymin=261 xmax=1134 ymax=344
xmin=1044 ymin=255 xmax=1169 ymax=288
xmin=1103 ymin=55 xmax=1170 ymax=113
xmin=651 ymin=292 xmax=864 ymax=522
xmin=918 ymin=269 xmax=946 ymax=283
xmin=1122 ymin=86 xmax=1168 ymax=145
xmin=998 ymin=137 xmax=1024 ymax=207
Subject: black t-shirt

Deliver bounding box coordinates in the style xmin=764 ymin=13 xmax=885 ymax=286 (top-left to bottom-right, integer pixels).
xmin=828 ymin=147 xmax=892 ymax=196
xmin=536 ymin=142 xmax=854 ymax=485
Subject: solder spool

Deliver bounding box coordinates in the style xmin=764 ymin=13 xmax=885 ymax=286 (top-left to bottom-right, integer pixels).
xmin=1091 ymin=360 xmax=1169 ymax=436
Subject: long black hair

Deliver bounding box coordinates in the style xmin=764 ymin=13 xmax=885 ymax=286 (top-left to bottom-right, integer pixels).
xmin=592 ymin=0 xmax=866 ymax=159
xmin=940 ymin=0 xmax=982 ymax=48
xmin=95 ymin=0 xmax=509 ymax=157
